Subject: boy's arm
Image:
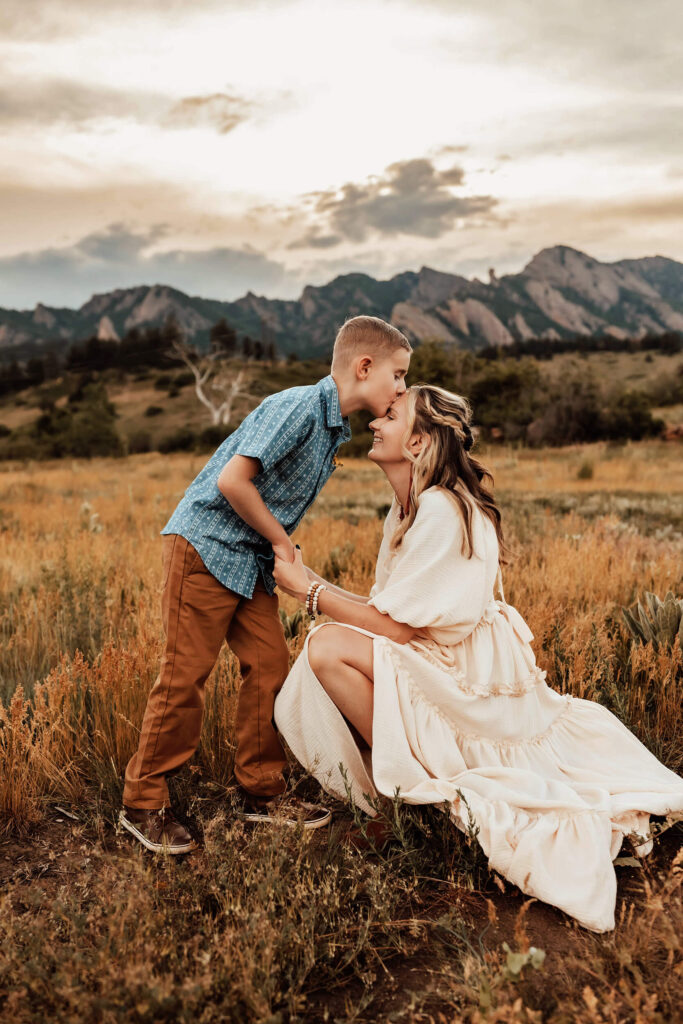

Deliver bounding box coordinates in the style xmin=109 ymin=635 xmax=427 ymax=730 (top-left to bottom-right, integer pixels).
xmin=217 ymin=455 xmax=295 ymax=562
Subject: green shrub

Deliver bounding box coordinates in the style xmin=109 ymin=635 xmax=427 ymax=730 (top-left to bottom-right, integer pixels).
xmin=577 ymin=459 xmax=594 ymax=480
xmin=604 ymin=390 xmax=663 ymax=441
xmin=622 ymin=591 xmax=683 ymax=650
xmin=128 ymin=430 xmax=153 ymax=454
xmin=158 ymin=427 xmax=197 ymax=453
xmin=197 ymin=424 xmax=234 ymax=450
xmin=7 ymin=381 xmax=125 ymax=460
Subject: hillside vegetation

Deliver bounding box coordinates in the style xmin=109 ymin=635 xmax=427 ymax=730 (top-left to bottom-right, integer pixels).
xmin=0 ymin=336 xmax=681 ymax=462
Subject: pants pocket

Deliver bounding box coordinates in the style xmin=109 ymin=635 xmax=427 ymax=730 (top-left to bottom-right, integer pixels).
xmin=160 ymin=534 xmax=177 ymax=591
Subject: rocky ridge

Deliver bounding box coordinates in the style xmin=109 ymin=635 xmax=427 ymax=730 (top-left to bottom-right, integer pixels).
xmin=1 ymin=245 xmax=681 ymax=359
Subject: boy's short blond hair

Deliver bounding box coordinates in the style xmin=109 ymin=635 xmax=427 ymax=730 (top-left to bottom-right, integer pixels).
xmin=331 ymin=315 xmax=412 ymax=372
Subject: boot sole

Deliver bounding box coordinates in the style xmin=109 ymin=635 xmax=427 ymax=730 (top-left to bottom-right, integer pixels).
xmin=118 ymin=811 xmax=197 ymax=854
xmin=236 ymin=808 xmax=331 ymax=830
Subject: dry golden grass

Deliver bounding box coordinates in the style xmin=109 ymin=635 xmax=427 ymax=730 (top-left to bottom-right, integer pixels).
xmin=0 ymin=441 xmax=682 ymax=1021
xmin=484 ymin=440 xmax=683 ymax=494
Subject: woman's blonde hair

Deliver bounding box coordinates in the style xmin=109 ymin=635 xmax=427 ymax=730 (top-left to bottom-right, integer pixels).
xmin=391 ymin=383 xmax=508 ymax=564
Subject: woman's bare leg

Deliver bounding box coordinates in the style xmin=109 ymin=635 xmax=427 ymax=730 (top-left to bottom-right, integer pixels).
xmin=307 ymin=625 xmax=375 ymax=745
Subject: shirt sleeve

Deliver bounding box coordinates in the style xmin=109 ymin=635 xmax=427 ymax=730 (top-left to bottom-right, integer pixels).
xmin=367 ymin=488 xmax=492 ymax=632
xmin=232 ymin=392 xmax=316 ymax=474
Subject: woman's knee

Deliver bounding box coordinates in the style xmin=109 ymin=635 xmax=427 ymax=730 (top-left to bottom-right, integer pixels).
xmin=308 ymin=624 xmax=346 ymax=676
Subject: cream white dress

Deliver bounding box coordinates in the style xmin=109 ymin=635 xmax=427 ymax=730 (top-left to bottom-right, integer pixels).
xmin=273 ymin=486 xmax=683 ymax=932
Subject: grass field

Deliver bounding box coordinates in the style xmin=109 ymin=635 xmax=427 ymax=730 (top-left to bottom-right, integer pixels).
xmin=1 ymin=441 xmax=682 ymax=1021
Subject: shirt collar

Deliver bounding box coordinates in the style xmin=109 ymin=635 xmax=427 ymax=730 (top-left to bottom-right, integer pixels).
xmin=319 ymin=374 xmax=349 ymax=434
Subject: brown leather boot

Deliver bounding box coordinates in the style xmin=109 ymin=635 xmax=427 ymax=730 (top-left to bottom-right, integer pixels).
xmin=119 ymin=806 xmax=197 ymax=854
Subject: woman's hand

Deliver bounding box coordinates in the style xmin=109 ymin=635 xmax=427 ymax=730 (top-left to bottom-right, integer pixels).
xmin=273 ymin=547 xmax=310 ymax=601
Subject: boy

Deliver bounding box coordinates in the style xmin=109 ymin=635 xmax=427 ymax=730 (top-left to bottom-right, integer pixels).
xmin=120 ymin=315 xmax=412 ymax=853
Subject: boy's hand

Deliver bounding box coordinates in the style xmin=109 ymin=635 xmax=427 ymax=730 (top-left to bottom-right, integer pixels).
xmin=272 ymin=539 xmax=296 ymax=564
xmin=273 ymin=548 xmax=309 ymax=600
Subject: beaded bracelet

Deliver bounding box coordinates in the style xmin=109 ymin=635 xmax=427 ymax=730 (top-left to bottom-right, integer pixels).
xmin=312 ymin=584 xmax=327 ymax=616
xmin=305 ymin=581 xmax=316 ymax=612
xmin=306 ymin=582 xmax=321 ymax=615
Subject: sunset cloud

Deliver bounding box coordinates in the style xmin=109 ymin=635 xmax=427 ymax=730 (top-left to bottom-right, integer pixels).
xmin=0 ymin=75 xmax=259 ymax=134
xmin=288 ymin=158 xmax=497 ymax=248
xmin=0 ymin=0 xmax=680 ymax=308
xmin=0 ymin=224 xmax=287 ymax=310
xmin=164 ymin=93 xmax=252 ymax=135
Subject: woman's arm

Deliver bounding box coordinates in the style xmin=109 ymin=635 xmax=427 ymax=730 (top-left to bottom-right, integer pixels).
xmin=274 ymin=551 xmax=415 ymax=644
xmin=304 ymin=566 xmax=369 ymax=605
xmin=313 ymin=586 xmax=416 ymax=644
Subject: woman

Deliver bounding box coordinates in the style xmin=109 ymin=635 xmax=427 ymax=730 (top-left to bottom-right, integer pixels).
xmin=272 ymin=384 xmax=683 ymax=933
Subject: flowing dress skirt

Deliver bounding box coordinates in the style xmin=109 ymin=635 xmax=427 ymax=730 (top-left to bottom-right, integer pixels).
xmin=274 ymin=608 xmax=683 ymax=933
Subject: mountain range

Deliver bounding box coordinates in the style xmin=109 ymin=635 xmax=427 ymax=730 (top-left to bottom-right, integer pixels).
xmin=1 ymin=245 xmax=682 ymax=361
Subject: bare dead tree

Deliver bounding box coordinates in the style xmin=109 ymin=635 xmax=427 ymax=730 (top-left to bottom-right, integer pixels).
xmin=170 ymin=339 xmax=253 ymax=426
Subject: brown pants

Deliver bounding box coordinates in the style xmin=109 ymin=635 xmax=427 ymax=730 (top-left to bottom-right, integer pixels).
xmin=123 ymin=534 xmax=289 ymax=808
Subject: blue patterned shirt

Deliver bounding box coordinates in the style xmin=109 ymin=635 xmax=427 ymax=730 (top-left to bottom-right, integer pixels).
xmin=162 ymin=374 xmax=352 ymax=598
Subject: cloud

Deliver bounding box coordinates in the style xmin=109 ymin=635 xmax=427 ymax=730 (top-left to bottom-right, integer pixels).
xmin=505 ymin=101 xmax=683 ymax=163
xmin=164 ymin=92 xmax=251 ymax=134
xmin=287 ymin=157 xmax=498 ymax=247
xmin=0 ymin=75 xmax=252 ymax=133
xmin=0 ymin=0 xmax=289 ymax=41
xmin=286 ymin=230 xmax=342 ymax=250
xmin=0 ymin=223 xmax=288 ymax=309
xmin=0 ymin=78 xmax=156 ymax=128
xmin=425 ymin=0 xmax=683 ymax=93
xmin=565 ymin=193 xmax=683 ymax=225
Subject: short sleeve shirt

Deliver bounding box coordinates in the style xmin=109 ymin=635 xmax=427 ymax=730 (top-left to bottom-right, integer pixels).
xmin=161 ymin=374 xmax=352 ymax=598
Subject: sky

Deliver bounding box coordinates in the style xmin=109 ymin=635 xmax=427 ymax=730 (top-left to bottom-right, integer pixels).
xmin=1 ymin=0 xmax=682 ymax=310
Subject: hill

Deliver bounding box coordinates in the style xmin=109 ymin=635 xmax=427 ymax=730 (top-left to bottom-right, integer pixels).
xmin=1 ymin=246 xmax=682 ymax=361
xmin=0 ymin=342 xmax=681 ymax=462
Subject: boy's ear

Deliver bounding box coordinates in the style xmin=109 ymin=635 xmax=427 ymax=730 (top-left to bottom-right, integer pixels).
xmin=356 ymin=355 xmax=373 ymax=380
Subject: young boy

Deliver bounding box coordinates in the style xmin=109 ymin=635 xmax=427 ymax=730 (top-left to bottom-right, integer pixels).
xmin=120 ymin=315 xmax=412 ymax=852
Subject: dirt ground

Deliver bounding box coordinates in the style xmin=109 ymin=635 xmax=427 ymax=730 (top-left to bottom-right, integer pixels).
xmin=3 ymin=807 xmax=680 ymax=1021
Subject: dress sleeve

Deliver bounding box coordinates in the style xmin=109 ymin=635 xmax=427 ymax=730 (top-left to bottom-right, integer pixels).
xmin=367 ymin=488 xmax=493 ymax=632
xmin=233 ymin=392 xmax=315 ymax=474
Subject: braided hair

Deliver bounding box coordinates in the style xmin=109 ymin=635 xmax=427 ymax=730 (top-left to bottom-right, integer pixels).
xmin=391 ymin=383 xmax=508 ymax=564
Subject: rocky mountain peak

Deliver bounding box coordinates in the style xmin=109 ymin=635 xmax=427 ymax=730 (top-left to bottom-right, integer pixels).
xmin=33 ymin=303 xmax=57 ymax=328
xmin=521 ymin=244 xmax=659 ymax=312
xmin=1 ymin=245 xmax=681 ymax=359
xmin=411 ymin=265 xmax=468 ymax=308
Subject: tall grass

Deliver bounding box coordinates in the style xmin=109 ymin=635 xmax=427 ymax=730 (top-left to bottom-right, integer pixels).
xmin=0 ymin=444 xmax=682 ymax=1021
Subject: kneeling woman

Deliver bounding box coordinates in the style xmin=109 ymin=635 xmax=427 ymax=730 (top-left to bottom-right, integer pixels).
xmin=272 ymin=384 xmax=683 ymax=933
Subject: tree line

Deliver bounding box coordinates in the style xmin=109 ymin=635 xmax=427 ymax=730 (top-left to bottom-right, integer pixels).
xmin=0 ymin=314 xmax=277 ymax=398
xmin=0 ymin=322 xmax=681 ymax=459
xmin=478 ymin=330 xmax=682 ymax=361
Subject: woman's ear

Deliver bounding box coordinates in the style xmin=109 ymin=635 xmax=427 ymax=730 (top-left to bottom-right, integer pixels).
xmin=409 ymin=432 xmax=429 ymax=453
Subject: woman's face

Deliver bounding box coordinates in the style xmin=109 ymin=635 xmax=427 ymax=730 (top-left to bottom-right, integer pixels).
xmin=368 ymin=392 xmax=422 ymax=464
